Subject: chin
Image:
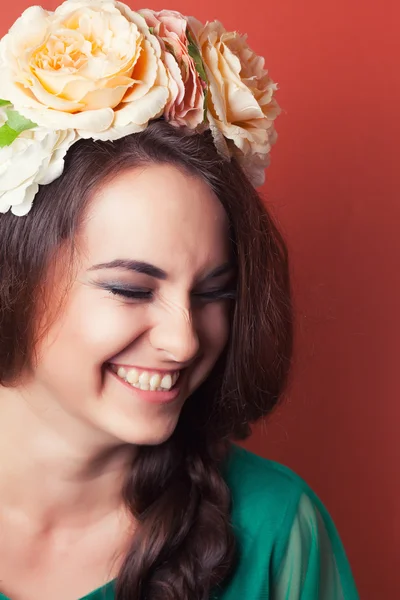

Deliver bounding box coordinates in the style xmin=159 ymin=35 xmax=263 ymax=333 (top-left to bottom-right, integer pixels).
xmin=107 ymin=418 xmax=180 ymax=447
xmin=134 ymin=429 xmax=176 ymax=447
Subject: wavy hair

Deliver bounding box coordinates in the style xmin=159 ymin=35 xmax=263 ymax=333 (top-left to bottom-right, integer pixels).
xmin=0 ymin=120 xmax=293 ymax=599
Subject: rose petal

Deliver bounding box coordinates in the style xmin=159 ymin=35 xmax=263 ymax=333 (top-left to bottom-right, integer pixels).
xmin=80 ymin=121 xmax=145 ymax=141
xmin=5 ymin=6 xmax=50 ymax=57
xmin=37 ymin=132 xmax=76 ymax=185
xmin=0 ymin=194 xmax=12 ymax=214
xmin=113 ymin=84 xmax=169 ymax=128
xmin=30 ymin=78 xmax=85 ymax=112
xmin=18 ymin=105 xmax=115 ymax=132
xmin=0 ymin=140 xmax=44 ymax=190
xmin=0 ymin=181 xmax=38 ymax=216
xmin=78 ymin=83 xmax=133 ymax=111
xmin=122 ymin=39 xmax=159 ymax=103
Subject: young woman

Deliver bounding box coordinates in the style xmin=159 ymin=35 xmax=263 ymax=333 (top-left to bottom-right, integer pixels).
xmin=0 ymin=1 xmax=359 ymax=599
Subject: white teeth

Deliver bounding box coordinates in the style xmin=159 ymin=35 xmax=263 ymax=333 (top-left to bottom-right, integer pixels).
xmin=137 ymin=383 xmax=150 ymax=391
xmin=126 ymin=368 xmax=139 ymax=384
xmin=139 ymin=372 xmax=150 ymax=386
xmin=150 ymin=374 xmax=162 ymax=391
xmin=112 ymin=366 xmax=180 ymax=392
xmin=160 ymin=374 xmax=172 ymax=390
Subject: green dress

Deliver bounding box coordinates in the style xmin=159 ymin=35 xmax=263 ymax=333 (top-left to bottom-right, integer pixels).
xmin=0 ymin=445 xmax=359 ymax=600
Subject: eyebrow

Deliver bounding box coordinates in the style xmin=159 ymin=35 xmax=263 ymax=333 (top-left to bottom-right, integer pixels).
xmin=88 ymin=259 xmax=234 ymax=282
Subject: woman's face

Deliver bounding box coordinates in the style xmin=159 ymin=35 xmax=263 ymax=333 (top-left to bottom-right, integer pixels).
xmin=28 ymin=164 xmax=234 ymax=447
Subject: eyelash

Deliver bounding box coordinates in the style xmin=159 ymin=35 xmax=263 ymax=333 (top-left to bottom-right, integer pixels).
xmin=104 ymin=286 xmax=236 ymax=303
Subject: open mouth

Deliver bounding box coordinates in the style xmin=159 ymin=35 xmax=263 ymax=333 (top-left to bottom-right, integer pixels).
xmin=108 ymin=364 xmax=181 ymax=392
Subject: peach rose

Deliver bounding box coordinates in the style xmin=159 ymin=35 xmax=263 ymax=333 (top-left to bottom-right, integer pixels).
xmin=0 ymin=0 xmax=169 ymax=139
xmin=188 ymin=18 xmax=280 ymax=186
xmin=140 ymin=9 xmax=205 ymax=129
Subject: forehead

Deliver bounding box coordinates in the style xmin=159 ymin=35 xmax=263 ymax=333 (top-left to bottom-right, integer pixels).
xmin=80 ymin=164 xmax=230 ymax=274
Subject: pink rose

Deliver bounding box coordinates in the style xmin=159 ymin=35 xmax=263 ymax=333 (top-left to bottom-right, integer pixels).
xmin=140 ymin=9 xmax=205 ymax=129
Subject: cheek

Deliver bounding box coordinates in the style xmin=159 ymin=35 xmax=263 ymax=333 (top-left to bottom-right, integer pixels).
xmin=38 ymin=290 xmax=148 ymax=374
xmin=198 ymin=303 xmax=231 ymax=357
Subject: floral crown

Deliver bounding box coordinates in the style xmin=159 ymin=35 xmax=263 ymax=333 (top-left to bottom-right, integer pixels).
xmin=0 ymin=0 xmax=281 ymax=216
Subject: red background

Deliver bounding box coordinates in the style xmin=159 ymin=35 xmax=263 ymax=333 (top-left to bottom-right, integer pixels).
xmin=2 ymin=0 xmax=399 ymax=597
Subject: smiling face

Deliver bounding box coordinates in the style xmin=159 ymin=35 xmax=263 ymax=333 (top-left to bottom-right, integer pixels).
xmin=26 ymin=164 xmax=234 ymax=447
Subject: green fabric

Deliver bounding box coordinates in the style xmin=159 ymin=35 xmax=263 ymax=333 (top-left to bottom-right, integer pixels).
xmin=0 ymin=445 xmax=359 ymax=600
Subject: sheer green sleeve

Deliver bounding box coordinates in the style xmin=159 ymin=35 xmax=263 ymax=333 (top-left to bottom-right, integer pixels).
xmin=272 ymin=493 xmax=359 ymax=600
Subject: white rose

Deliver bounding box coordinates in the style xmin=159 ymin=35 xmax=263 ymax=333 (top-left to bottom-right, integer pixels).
xmin=0 ymin=0 xmax=169 ymax=139
xmin=0 ymin=107 xmax=77 ymax=216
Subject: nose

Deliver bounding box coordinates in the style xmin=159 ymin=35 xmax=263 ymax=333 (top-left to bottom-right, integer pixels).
xmin=150 ymin=304 xmax=200 ymax=364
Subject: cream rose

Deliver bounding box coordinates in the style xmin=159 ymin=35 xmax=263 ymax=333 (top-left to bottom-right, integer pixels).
xmin=189 ymin=19 xmax=280 ymax=186
xmin=140 ymin=9 xmax=205 ymax=129
xmin=0 ymin=106 xmax=77 ymax=216
xmin=0 ymin=0 xmax=169 ymax=139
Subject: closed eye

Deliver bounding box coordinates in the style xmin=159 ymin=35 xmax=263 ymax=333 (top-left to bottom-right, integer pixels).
xmin=105 ymin=286 xmax=153 ymax=301
xmin=103 ymin=285 xmax=236 ymax=303
xmin=192 ymin=288 xmax=237 ymax=303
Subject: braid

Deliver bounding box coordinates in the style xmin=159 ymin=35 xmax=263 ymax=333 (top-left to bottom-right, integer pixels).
xmin=116 ymin=432 xmax=236 ymax=599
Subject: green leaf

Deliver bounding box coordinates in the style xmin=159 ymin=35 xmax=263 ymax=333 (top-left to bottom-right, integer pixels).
xmin=6 ymin=110 xmax=36 ymax=134
xmin=186 ymin=29 xmax=208 ymax=84
xmin=0 ymin=99 xmax=11 ymax=107
xmin=0 ymin=123 xmax=20 ymax=147
xmin=148 ymin=26 xmax=154 ymax=35
xmin=0 ymin=109 xmax=37 ymax=147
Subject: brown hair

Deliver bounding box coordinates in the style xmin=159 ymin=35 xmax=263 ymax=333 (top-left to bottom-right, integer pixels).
xmin=0 ymin=120 xmax=292 ymax=599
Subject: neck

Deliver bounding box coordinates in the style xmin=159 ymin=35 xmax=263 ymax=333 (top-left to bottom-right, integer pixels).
xmin=0 ymin=385 xmax=136 ymax=528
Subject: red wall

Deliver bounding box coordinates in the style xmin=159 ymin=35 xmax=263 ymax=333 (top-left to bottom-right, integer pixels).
xmin=2 ymin=1 xmax=399 ymax=597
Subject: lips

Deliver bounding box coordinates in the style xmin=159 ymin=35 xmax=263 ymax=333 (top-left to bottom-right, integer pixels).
xmin=107 ymin=364 xmax=183 ymax=405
